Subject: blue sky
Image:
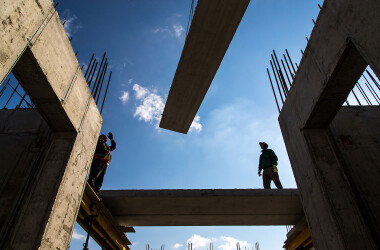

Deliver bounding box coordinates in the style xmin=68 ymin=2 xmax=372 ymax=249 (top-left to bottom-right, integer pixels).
xmin=53 ymin=0 xmax=323 ymax=249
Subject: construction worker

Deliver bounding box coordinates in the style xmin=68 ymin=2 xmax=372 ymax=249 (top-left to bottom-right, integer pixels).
xmin=88 ymin=132 xmax=116 ymax=193
xmin=258 ymin=142 xmax=283 ymax=189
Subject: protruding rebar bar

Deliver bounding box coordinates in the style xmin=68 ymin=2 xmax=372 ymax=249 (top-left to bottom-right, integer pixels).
xmin=3 ymin=83 xmax=20 ymax=108
xmin=0 ymin=79 xmax=10 ymax=98
xmin=270 ymin=60 xmax=284 ymax=104
xmin=281 ymin=59 xmax=292 ymax=86
xmin=93 ymin=57 xmax=107 ymax=97
xmin=283 ymin=54 xmax=294 ymax=80
xmin=84 ymin=54 xmax=95 ymax=79
xmin=96 ymin=62 xmax=108 ymax=104
xmin=100 ymin=71 xmax=112 ymax=114
xmin=286 ymin=49 xmax=297 ymax=74
xmin=357 ymin=83 xmax=372 ymax=105
xmin=352 ymin=89 xmax=361 ymax=106
xmin=363 ymin=75 xmax=380 ymax=104
xmin=88 ymin=62 xmax=98 ymax=88
xmin=267 ymin=68 xmax=280 ymax=112
xmin=17 ymin=93 xmax=27 ymax=109
xmin=92 ymin=52 xmax=106 ymax=96
xmin=271 ymin=53 xmax=288 ymax=96
xmin=273 ymin=50 xmax=289 ymax=94
xmin=366 ymin=69 xmax=380 ymax=91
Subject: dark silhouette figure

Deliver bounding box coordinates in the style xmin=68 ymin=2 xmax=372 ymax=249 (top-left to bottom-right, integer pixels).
xmin=258 ymin=142 xmax=283 ymax=189
xmin=88 ymin=133 xmax=116 ymax=193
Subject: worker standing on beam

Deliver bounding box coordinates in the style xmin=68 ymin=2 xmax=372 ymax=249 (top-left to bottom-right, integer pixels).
xmin=88 ymin=133 xmax=116 ymax=194
xmin=258 ymin=142 xmax=283 ymax=189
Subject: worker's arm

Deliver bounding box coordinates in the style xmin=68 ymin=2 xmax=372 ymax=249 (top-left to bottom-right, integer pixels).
xmin=108 ymin=132 xmax=116 ymax=151
xmin=270 ymin=150 xmax=278 ymax=166
xmin=258 ymin=157 xmax=262 ymax=176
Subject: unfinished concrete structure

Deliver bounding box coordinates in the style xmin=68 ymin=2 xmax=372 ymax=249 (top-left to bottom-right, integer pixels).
xmin=2 ymin=0 xmax=380 ymax=249
xmin=0 ymin=0 xmax=108 ymax=248
xmin=278 ymin=0 xmax=380 ymax=249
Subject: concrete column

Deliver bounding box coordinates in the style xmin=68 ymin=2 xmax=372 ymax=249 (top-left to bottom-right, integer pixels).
xmin=0 ymin=0 xmax=102 ymax=249
xmin=278 ymin=0 xmax=380 ymax=248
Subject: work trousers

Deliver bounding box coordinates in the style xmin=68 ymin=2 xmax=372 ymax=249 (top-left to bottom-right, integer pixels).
xmin=88 ymin=160 xmax=107 ymax=193
xmin=262 ymin=167 xmax=283 ymax=189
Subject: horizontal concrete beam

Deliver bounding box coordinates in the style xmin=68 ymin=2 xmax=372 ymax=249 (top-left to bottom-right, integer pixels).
xmin=159 ymin=0 xmax=250 ymax=133
xmin=100 ymin=189 xmax=303 ymax=226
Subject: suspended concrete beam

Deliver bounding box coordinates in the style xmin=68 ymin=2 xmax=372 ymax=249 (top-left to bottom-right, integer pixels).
xmin=99 ymin=189 xmax=303 ymax=226
xmin=159 ymin=0 xmax=250 ymax=134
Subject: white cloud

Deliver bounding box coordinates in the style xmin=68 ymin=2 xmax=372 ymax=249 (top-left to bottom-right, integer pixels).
xmin=173 ymin=243 xmax=184 ymax=248
xmin=189 ymin=115 xmax=202 ymax=133
xmin=152 ymin=24 xmax=185 ymax=40
xmin=61 ymin=10 xmax=82 ymax=37
xmin=218 ymin=236 xmax=251 ymax=250
xmin=185 ymin=235 xmax=252 ymax=250
xmin=128 ymin=78 xmax=133 ymax=84
xmin=72 ymin=229 xmax=86 ymax=240
xmin=119 ymin=91 xmax=129 ymax=104
xmin=153 ymin=26 xmax=170 ymax=33
xmin=133 ymin=84 xmax=149 ymax=100
xmin=187 ymin=235 xmax=213 ymax=250
xmin=173 ymin=24 xmax=185 ymax=38
xmin=132 ymin=84 xmax=202 ymax=132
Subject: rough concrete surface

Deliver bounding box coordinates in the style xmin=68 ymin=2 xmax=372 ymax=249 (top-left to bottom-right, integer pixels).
xmin=278 ymin=0 xmax=380 ymax=249
xmin=0 ymin=0 xmax=103 ymax=248
xmin=100 ymin=189 xmax=303 ymax=226
xmin=160 ymin=0 xmax=250 ymax=134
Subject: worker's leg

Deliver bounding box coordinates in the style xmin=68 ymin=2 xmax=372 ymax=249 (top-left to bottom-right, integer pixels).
xmin=94 ymin=163 xmax=107 ymax=193
xmin=88 ymin=160 xmax=101 ymax=189
xmin=272 ymin=172 xmax=283 ymax=189
xmin=262 ymin=168 xmax=272 ymax=189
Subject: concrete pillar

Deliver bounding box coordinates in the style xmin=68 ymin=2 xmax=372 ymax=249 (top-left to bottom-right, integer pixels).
xmin=0 ymin=0 xmax=102 ymax=249
xmin=278 ymin=0 xmax=380 ymax=249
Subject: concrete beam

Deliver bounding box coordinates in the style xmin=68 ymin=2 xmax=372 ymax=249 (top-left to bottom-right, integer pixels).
xmin=100 ymin=189 xmax=303 ymax=226
xmin=159 ymin=0 xmax=250 ymax=133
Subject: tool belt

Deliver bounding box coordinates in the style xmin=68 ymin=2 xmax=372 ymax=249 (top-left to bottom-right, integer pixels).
xmin=94 ymin=153 xmax=112 ymax=165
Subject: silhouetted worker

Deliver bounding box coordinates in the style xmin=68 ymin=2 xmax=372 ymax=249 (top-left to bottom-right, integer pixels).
xmin=258 ymin=142 xmax=283 ymax=189
xmin=88 ymin=133 xmax=116 ymax=193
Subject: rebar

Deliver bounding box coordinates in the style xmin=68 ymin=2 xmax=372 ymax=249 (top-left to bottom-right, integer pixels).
xmin=270 ymin=60 xmax=284 ymax=104
xmin=286 ymin=49 xmax=297 ymax=74
xmin=100 ymin=71 xmax=112 ymax=114
xmin=273 ymin=50 xmax=289 ymax=94
xmin=92 ymin=52 xmax=106 ymax=96
xmin=283 ymin=54 xmax=294 ymax=80
xmin=267 ymin=68 xmax=280 ymax=112
xmin=96 ymin=62 xmax=108 ymax=104
xmin=84 ymin=53 xmax=95 ymax=79
xmin=356 ymin=83 xmax=372 ymax=105
xmin=88 ymin=62 xmax=98 ymax=88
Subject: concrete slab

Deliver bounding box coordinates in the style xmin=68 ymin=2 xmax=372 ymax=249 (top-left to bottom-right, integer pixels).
xmin=159 ymin=0 xmax=250 ymax=133
xmin=100 ymin=189 xmax=303 ymax=226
